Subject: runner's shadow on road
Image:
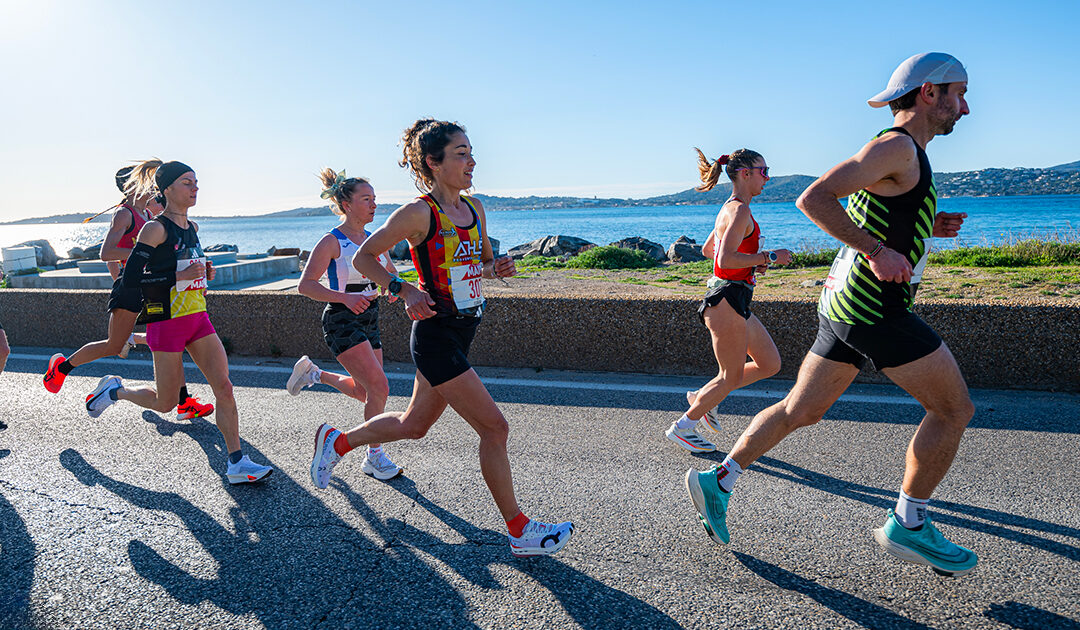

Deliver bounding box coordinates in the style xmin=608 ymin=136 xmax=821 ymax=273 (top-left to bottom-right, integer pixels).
xmin=334 ymin=477 xmax=682 ymax=630
xmin=984 ymin=601 xmax=1080 ymax=629
xmin=751 ymin=455 xmax=1080 ymax=562
xmin=58 ymin=411 xmax=676 ymax=628
xmin=58 ymin=411 xmax=481 ymax=629
xmin=0 ymin=450 xmax=37 ymax=630
xmin=733 ymin=551 xmax=932 ymax=629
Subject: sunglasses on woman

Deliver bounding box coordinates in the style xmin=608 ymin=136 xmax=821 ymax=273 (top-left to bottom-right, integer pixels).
xmin=735 ymin=166 xmax=769 ymax=177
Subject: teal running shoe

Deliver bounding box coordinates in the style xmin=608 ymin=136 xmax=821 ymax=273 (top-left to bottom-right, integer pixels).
xmin=873 ymin=509 xmax=977 ymax=577
xmin=684 ymin=467 xmax=731 ymax=544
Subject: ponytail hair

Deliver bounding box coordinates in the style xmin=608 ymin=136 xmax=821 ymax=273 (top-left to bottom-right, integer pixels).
xmin=318 ymin=167 xmax=370 ymax=216
xmin=400 ymin=118 xmax=467 ymax=192
xmin=694 ymin=147 xmax=764 ymax=192
xmin=123 ymin=158 xmax=164 ymax=199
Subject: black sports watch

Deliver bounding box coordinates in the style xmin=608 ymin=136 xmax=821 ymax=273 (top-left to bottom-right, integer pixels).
xmin=387 ymin=276 xmax=404 ymax=297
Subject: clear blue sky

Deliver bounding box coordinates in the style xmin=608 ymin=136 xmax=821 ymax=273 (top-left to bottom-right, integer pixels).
xmin=1 ymin=0 xmax=1077 ymax=220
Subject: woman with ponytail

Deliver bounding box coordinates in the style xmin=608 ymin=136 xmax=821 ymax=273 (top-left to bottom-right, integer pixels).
xmin=665 ymin=148 xmax=792 ymax=454
xmin=83 ymin=159 xmax=273 ymax=484
xmin=286 ymin=168 xmax=403 ymax=481
xmin=307 ymin=119 xmax=574 ymax=557
xmin=43 ymin=168 xmax=212 ymax=421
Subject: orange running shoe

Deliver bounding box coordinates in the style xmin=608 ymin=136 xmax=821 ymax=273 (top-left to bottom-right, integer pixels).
xmin=177 ymin=396 xmax=214 ymax=420
xmin=44 ymin=353 xmax=67 ymax=393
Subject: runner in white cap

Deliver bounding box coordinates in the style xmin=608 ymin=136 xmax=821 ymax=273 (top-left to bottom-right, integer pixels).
xmin=685 ymin=52 xmax=977 ymax=577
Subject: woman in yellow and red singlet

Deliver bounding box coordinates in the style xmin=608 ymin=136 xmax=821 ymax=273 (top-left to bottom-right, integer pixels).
xmin=309 ymin=119 xmax=573 ymax=557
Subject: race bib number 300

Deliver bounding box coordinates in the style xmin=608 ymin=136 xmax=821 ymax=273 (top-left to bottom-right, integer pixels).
xmin=449 ymin=263 xmax=484 ymax=311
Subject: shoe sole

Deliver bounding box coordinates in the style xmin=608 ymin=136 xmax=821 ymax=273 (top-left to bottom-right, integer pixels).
xmin=361 ymin=461 xmax=403 ymax=481
xmin=85 ymin=375 xmax=119 ymax=418
xmin=872 ymin=527 xmax=975 ymax=577
xmin=510 ymin=524 xmax=575 ymax=557
xmin=227 ymin=467 xmax=273 ymax=484
xmin=311 ymin=423 xmax=334 ymax=489
xmin=287 ymin=356 xmax=313 ymax=396
xmin=44 ymin=353 xmax=65 ymax=393
xmin=665 ymin=429 xmax=716 ymax=453
xmin=685 ymin=469 xmax=728 ymax=545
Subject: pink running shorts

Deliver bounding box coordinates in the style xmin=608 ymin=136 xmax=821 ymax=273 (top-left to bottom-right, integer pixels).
xmin=146 ymin=311 xmax=216 ymax=353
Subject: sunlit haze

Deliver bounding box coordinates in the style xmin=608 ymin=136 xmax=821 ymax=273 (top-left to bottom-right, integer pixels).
xmin=1 ymin=0 xmax=1077 ymax=221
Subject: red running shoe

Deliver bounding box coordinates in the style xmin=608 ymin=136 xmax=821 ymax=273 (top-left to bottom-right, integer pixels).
xmin=44 ymin=353 xmax=67 ymax=393
xmin=177 ymin=396 xmax=214 ymax=420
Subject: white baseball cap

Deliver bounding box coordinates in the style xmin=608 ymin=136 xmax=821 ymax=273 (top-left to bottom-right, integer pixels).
xmin=868 ymin=52 xmax=968 ymax=108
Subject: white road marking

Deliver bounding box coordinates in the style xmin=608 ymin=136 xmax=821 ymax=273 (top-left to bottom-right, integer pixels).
xmin=11 ymin=352 xmax=921 ymax=406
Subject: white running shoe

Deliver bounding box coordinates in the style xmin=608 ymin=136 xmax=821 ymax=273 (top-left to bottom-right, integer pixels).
xmin=665 ymin=422 xmax=717 ymax=453
xmin=226 ymin=455 xmax=273 ymax=484
xmin=509 ymin=519 xmax=575 ymax=557
xmin=287 ymin=355 xmax=318 ymax=396
xmin=360 ymin=449 xmax=403 ymax=480
xmin=687 ymin=390 xmax=722 ymax=434
xmin=85 ymin=375 xmax=122 ymax=418
xmin=311 ymin=423 xmax=343 ymax=489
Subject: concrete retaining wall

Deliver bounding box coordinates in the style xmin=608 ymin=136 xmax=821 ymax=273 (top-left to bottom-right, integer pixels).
xmin=1 ymin=289 xmax=1076 ymax=391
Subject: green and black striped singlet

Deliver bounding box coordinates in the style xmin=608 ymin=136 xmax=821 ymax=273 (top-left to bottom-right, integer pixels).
xmin=819 ymin=127 xmax=936 ymax=325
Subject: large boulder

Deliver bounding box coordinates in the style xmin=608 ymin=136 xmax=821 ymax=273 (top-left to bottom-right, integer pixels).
xmin=673 ymin=235 xmax=697 ymax=245
xmin=67 ymin=246 xmax=86 ymax=259
xmin=508 ymin=235 xmax=595 ymax=259
xmin=667 ymin=241 xmax=705 ymax=263
xmin=82 ymin=242 xmax=103 ymax=260
xmin=205 ymin=243 xmax=239 ymax=253
xmin=389 ymin=240 xmax=410 ymax=260
xmin=267 ymin=246 xmax=301 ymax=256
xmin=15 ymin=240 xmax=58 ymax=267
xmin=609 ymin=237 xmax=666 ymax=262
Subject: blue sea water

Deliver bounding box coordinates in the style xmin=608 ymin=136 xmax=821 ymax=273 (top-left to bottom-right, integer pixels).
xmin=3 ymin=195 xmax=1079 ymax=257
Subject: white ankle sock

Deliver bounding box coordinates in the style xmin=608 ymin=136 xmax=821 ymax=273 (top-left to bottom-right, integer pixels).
xmin=895 ymin=490 xmax=929 ymax=528
xmin=675 ymin=414 xmax=698 ymax=430
xmin=716 ymin=456 xmax=743 ymax=492
xmin=367 ymin=445 xmax=382 ymax=457
xmin=309 ymin=367 xmax=322 ymax=386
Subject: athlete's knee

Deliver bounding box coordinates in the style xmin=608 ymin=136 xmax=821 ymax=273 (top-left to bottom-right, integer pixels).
xmin=934 ymin=394 xmax=975 ymax=427
xmin=365 ymin=377 xmax=389 ymax=406
xmin=104 ymin=338 xmax=128 ymax=355
xmin=758 ymin=352 xmax=781 ymax=379
xmin=0 ymin=342 xmax=8 ymax=361
xmin=211 ymin=377 xmax=235 ymax=402
xmin=477 ymin=413 xmax=510 ymax=445
xmin=780 ymin=399 xmax=824 ymax=429
xmin=400 ymin=414 xmax=435 ymax=440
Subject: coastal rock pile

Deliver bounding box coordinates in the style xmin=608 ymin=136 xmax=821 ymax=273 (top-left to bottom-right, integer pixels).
xmin=15 ymin=240 xmax=58 ymax=267
xmin=508 ymin=235 xmax=595 ymax=259
xmin=205 ymin=244 xmax=239 ymax=253
xmin=667 ymin=236 xmax=705 ymax=262
xmin=609 ymin=237 xmax=666 ymax=262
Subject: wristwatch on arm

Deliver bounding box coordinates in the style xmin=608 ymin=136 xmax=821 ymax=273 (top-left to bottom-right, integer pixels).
xmin=763 ymin=250 xmax=778 ymax=264
xmin=387 ymin=276 xmax=404 ymax=297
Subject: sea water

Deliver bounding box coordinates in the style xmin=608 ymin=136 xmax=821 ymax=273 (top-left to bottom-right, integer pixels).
xmin=3 ymin=195 xmax=1078 ymax=258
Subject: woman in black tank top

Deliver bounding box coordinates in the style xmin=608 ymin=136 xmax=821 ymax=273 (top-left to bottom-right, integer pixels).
xmin=81 ymin=159 xmax=273 ymax=485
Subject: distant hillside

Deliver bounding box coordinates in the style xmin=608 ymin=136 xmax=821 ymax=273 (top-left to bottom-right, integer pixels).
xmin=1049 ymin=160 xmax=1080 ymax=172
xmin=5 ymin=161 xmax=1079 ymax=224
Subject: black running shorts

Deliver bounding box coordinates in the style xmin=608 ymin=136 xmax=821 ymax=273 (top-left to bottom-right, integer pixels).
xmin=410 ymin=316 xmax=480 ymax=387
xmin=322 ymin=301 xmax=381 ymax=356
xmin=107 ymin=275 xmax=144 ymax=314
xmin=810 ymin=312 xmax=942 ymax=371
xmin=698 ymin=280 xmax=753 ymax=323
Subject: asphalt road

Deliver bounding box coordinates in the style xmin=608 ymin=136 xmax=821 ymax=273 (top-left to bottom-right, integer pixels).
xmin=1 ymin=347 xmax=1078 ymax=629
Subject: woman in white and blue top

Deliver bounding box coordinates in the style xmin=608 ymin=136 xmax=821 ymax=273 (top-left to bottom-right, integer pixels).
xmin=288 ymin=168 xmax=403 ymax=481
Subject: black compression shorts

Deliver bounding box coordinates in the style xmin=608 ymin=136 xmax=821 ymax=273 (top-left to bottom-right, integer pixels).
xmin=810 ymin=312 xmax=942 ymax=371
xmin=322 ymin=302 xmax=381 ymax=356
xmin=410 ymin=316 xmax=480 ymax=387
xmin=107 ymin=275 xmax=144 ymax=314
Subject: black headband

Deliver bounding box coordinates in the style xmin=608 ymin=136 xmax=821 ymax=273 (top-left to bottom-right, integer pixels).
xmin=115 ymin=166 xmax=135 ymax=192
xmin=155 ymin=161 xmax=195 ymax=192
